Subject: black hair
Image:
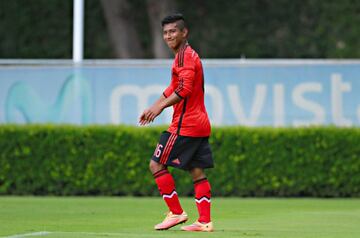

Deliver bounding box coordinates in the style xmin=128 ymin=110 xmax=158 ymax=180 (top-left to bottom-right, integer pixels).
xmin=161 ymin=13 xmax=186 ymax=30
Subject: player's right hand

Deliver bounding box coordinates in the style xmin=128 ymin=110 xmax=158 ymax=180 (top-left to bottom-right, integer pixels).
xmin=139 ymin=111 xmax=151 ymax=126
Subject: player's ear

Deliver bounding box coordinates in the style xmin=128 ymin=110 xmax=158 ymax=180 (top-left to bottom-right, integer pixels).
xmin=182 ymin=28 xmax=189 ymax=38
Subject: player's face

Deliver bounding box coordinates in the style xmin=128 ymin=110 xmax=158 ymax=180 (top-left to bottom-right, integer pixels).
xmin=163 ymin=22 xmax=187 ymax=52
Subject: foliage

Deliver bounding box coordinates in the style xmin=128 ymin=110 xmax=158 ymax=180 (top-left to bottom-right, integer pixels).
xmin=0 ymin=0 xmax=359 ymax=58
xmin=0 ymin=125 xmax=359 ymax=197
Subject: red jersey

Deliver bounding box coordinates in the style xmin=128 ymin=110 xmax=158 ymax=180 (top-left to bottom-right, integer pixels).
xmin=163 ymin=44 xmax=211 ymax=137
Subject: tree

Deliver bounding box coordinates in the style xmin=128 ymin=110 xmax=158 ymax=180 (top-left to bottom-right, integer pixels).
xmin=146 ymin=0 xmax=176 ymax=58
xmin=100 ymin=0 xmax=143 ymax=58
xmin=100 ymin=0 xmax=176 ymax=58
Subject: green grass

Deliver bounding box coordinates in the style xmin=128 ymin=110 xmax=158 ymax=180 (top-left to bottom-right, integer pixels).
xmin=0 ymin=197 xmax=359 ymax=238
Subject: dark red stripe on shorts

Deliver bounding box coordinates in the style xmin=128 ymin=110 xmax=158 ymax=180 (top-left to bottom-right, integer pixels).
xmin=160 ymin=134 xmax=178 ymax=164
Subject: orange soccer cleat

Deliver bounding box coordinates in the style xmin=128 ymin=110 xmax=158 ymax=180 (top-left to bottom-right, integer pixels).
xmin=154 ymin=211 xmax=188 ymax=230
xmin=181 ymin=221 xmax=214 ymax=232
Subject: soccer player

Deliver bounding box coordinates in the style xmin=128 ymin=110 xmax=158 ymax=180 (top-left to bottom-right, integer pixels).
xmin=139 ymin=13 xmax=214 ymax=232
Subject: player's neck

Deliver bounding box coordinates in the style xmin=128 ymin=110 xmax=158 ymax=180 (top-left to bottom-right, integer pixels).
xmin=173 ymin=41 xmax=188 ymax=54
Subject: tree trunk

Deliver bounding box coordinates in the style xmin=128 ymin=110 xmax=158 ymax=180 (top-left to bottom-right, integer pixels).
xmin=100 ymin=0 xmax=144 ymax=58
xmin=146 ymin=0 xmax=176 ymax=58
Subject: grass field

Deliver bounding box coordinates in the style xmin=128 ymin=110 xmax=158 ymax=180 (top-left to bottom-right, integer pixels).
xmin=0 ymin=197 xmax=359 ymax=238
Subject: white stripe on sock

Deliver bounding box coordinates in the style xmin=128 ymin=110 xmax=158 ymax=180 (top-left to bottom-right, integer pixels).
xmin=195 ymin=197 xmax=211 ymax=203
xmin=162 ymin=190 xmax=177 ymax=199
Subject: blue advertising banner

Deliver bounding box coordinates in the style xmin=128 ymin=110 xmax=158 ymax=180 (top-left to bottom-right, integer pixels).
xmin=0 ymin=60 xmax=359 ymax=127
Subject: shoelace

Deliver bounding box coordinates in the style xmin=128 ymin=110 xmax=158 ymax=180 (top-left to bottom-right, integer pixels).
xmin=192 ymin=222 xmax=204 ymax=227
xmin=162 ymin=211 xmax=174 ymax=221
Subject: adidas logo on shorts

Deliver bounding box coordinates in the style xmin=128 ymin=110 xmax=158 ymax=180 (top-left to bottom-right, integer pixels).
xmin=172 ymin=158 xmax=181 ymax=165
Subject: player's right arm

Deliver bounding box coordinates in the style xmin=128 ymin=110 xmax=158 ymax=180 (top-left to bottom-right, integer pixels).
xmin=139 ymin=57 xmax=195 ymax=126
xmin=139 ymin=89 xmax=182 ymax=126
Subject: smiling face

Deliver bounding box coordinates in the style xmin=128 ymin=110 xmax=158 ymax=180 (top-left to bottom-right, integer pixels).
xmin=162 ymin=21 xmax=188 ymax=53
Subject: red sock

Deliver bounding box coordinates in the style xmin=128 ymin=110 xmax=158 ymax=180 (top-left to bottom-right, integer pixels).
xmin=194 ymin=178 xmax=211 ymax=223
xmin=153 ymin=169 xmax=183 ymax=215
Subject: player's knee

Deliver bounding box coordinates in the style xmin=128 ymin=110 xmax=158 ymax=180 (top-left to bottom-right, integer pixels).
xmin=149 ymin=160 xmax=155 ymax=173
xmin=190 ymin=168 xmax=206 ymax=181
xmin=149 ymin=160 xmax=164 ymax=174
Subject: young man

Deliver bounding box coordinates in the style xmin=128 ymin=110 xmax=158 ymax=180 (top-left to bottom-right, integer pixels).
xmin=139 ymin=13 xmax=214 ymax=232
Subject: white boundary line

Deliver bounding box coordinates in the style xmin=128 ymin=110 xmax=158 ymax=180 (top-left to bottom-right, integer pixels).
xmin=3 ymin=231 xmax=52 ymax=238
xmin=54 ymin=231 xmax=153 ymax=237
xmin=3 ymin=231 xmax=156 ymax=238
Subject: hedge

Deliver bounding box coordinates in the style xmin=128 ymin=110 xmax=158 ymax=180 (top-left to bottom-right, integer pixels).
xmin=0 ymin=125 xmax=359 ymax=197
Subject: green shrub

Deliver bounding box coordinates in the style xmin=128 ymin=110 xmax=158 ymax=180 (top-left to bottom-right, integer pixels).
xmin=0 ymin=125 xmax=359 ymax=197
